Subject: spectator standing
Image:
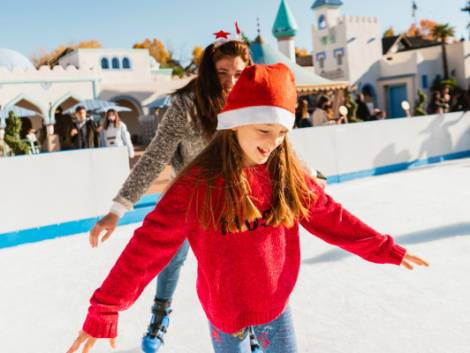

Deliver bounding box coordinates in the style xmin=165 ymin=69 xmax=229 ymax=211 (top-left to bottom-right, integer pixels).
xmin=100 ymin=109 xmax=135 ymax=158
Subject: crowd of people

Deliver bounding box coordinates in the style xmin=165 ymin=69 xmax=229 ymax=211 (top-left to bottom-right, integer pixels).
xmin=1 ymin=106 xmax=135 ymax=158
xmin=54 ymin=105 xmax=135 ymax=157
xmin=294 ymin=83 xmax=470 ymax=129
xmin=427 ymin=85 xmax=470 ymax=114
xmin=294 ymin=91 xmax=386 ymax=129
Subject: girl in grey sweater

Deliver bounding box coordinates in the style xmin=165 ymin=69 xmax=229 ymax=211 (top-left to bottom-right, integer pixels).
xmin=89 ymin=39 xmax=253 ymax=353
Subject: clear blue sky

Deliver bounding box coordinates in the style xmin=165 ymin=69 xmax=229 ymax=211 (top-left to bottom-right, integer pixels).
xmin=1 ymin=0 xmax=468 ymax=64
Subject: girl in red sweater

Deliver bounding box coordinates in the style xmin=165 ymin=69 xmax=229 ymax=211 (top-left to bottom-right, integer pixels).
xmin=67 ymin=63 xmax=428 ymax=353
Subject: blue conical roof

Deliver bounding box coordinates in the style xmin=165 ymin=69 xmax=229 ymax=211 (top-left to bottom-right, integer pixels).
xmin=250 ymin=40 xmax=349 ymax=92
xmin=272 ymin=0 xmax=299 ymax=38
xmin=311 ymin=0 xmax=343 ymax=10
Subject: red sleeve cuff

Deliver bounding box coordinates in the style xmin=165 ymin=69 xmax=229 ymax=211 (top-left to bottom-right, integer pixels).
xmin=82 ymin=314 xmax=118 ymax=338
xmin=389 ymin=243 xmax=407 ymax=265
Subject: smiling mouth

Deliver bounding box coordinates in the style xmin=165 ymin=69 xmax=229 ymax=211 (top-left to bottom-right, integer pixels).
xmin=257 ymin=147 xmax=270 ymax=156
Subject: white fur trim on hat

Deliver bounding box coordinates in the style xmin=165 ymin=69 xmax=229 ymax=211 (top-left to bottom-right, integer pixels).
xmin=217 ymin=106 xmax=295 ymax=131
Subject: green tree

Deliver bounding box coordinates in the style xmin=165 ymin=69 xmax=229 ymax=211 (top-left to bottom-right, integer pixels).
xmin=414 ymin=89 xmax=427 ymax=116
xmin=432 ymin=23 xmax=455 ymax=79
xmin=241 ymin=32 xmax=251 ymax=45
xmin=4 ymin=111 xmax=30 ymax=155
xmin=344 ymin=90 xmax=358 ymax=121
xmin=172 ymin=66 xmax=185 ymax=78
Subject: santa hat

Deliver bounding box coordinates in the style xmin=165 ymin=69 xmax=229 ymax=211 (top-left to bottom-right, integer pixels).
xmin=217 ymin=63 xmax=297 ymax=131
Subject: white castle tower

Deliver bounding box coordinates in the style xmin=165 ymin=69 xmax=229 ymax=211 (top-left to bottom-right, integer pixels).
xmin=311 ymin=0 xmax=382 ymax=90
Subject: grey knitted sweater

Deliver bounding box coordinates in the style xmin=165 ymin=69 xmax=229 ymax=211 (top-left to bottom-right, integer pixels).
xmin=114 ymin=90 xmax=210 ymax=210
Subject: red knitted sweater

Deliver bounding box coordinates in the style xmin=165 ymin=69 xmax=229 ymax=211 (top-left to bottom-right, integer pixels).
xmin=82 ymin=164 xmax=406 ymax=337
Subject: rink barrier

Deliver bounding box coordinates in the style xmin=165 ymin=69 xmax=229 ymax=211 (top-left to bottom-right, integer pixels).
xmin=1 ymin=149 xmax=470 ymax=249
xmin=0 ymin=194 xmax=161 ymax=249
xmin=0 ymin=147 xmax=130 ymax=235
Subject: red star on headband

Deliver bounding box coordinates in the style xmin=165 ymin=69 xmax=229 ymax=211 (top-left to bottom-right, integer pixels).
xmin=213 ymin=30 xmax=231 ymax=39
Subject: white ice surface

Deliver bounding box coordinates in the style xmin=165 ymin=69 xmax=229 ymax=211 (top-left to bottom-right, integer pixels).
xmin=2 ymin=159 xmax=470 ymax=353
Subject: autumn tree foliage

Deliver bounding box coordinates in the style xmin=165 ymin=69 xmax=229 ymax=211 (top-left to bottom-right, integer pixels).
xmin=133 ymin=38 xmax=171 ymax=66
xmin=192 ymin=46 xmax=204 ymax=66
xmin=383 ymin=27 xmax=395 ymax=38
xmin=32 ymin=40 xmax=102 ymax=68
xmin=406 ymin=19 xmax=439 ymax=39
xmin=295 ymin=47 xmax=310 ymax=57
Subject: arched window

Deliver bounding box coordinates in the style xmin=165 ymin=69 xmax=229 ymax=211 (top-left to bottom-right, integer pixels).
xmin=122 ymin=57 xmax=131 ymax=69
xmin=316 ymin=52 xmax=326 ymax=69
xmin=318 ymin=14 xmax=327 ymax=30
xmin=111 ymin=57 xmax=120 ymax=69
xmin=101 ymin=58 xmax=109 ymax=69
xmin=336 ymin=53 xmax=343 ymax=65
xmin=333 ymin=48 xmax=345 ymax=66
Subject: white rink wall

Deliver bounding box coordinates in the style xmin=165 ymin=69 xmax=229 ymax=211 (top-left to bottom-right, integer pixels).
xmin=290 ymin=111 xmax=470 ymax=177
xmin=0 ymin=147 xmax=129 ymax=233
xmin=1 ymin=112 xmax=470 ymax=233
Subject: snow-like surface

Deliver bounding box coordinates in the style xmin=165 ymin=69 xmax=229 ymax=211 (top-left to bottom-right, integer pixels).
xmin=2 ymin=159 xmax=470 ymax=353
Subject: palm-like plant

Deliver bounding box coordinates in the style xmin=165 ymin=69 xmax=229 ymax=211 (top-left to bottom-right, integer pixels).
xmin=432 ymin=23 xmax=455 ymax=79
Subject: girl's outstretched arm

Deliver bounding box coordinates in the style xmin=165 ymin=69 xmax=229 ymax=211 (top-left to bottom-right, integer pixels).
xmin=67 ymin=176 xmax=192 ymax=351
xmin=301 ymin=178 xmax=428 ymax=267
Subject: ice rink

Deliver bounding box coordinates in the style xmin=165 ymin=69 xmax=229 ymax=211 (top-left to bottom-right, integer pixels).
xmin=2 ymin=158 xmax=470 ymax=353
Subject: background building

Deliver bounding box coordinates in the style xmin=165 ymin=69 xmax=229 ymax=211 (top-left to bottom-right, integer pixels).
xmin=0 ymin=47 xmax=187 ymax=143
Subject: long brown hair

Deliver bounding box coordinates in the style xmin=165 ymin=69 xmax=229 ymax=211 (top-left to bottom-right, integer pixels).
xmin=300 ymin=99 xmax=310 ymax=118
xmin=176 ymin=130 xmax=316 ymax=233
xmin=174 ymin=41 xmax=252 ymax=139
xmin=103 ymin=109 xmax=121 ymax=129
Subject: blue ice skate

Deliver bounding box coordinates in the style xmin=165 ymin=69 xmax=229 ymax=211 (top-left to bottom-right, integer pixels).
xmin=141 ymin=298 xmax=172 ymax=353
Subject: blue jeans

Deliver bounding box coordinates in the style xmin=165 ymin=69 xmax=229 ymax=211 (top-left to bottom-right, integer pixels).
xmin=155 ymin=240 xmax=190 ymax=301
xmin=209 ymin=306 xmax=297 ymax=353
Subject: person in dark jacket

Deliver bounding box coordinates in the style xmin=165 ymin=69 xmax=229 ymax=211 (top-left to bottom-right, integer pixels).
xmin=356 ymin=93 xmax=372 ymax=121
xmin=71 ymin=106 xmax=100 ymax=149
xmin=298 ymin=99 xmax=313 ymax=128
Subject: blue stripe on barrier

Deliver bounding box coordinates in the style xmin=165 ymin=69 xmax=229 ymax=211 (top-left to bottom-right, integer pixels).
xmin=1 ymin=150 xmax=470 ymax=249
xmin=326 ymin=150 xmax=470 ymax=184
xmin=0 ymin=203 xmax=158 ymax=249
xmin=134 ymin=194 xmax=161 ymax=209
xmin=0 ymin=206 xmax=156 ymax=249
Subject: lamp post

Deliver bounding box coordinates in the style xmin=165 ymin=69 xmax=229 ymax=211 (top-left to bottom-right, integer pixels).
xmin=462 ymin=1 xmax=470 ymax=40
xmin=0 ymin=105 xmax=5 ymax=140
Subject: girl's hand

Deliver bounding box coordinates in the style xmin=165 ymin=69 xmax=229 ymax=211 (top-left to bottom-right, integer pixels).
xmin=400 ymin=253 xmax=429 ymax=270
xmin=89 ymin=212 xmax=119 ymax=248
xmin=66 ymin=330 xmax=116 ymax=353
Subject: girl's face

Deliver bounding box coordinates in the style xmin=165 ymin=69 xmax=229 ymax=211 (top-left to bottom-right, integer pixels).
xmin=215 ymin=56 xmax=246 ymax=94
xmin=233 ymin=124 xmax=288 ymax=167
xmin=107 ymin=112 xmax=116 ymax=121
